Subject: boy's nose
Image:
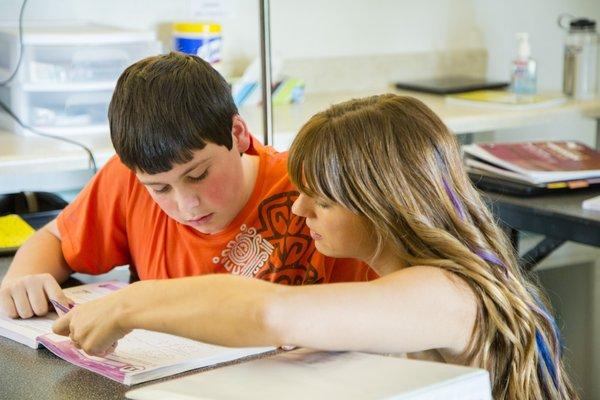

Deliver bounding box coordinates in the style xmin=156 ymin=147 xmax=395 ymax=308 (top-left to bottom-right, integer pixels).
xmin=176 ymin=190 xmax=201 ymax=213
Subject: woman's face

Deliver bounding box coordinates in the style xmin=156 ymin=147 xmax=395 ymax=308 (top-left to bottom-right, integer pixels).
xmin=291 ymin=192 xmax=376 ymax=261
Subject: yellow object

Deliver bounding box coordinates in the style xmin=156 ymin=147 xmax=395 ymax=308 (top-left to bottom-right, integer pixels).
xmin=547 ymin=182 xmax=568 ymax=189
xmin=172 ymin=22 xmax=222 ymax=34
xmin=447 ymin=90 xmax=566 ymax=109
xmin=0 ymin=214 xmax=34 ymax=249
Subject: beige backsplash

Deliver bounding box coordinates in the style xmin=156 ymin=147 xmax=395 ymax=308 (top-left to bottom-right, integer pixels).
xmin=281 ymin=49 xmax=488 ymax=93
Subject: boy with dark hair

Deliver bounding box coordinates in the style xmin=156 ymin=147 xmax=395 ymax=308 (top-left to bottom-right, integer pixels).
xmin=0 ymin=53 xmax=374 ymax=319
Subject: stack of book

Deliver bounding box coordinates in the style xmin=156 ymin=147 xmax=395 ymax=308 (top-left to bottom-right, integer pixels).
xmin=463 ymin=141 xmax=600 ymax=195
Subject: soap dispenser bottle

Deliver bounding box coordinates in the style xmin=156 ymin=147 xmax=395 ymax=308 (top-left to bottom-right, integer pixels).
xmin=510 ymin=32 xmax=537 ymax=95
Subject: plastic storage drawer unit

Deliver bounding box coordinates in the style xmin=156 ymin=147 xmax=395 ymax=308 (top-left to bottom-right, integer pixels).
xmin=0 ymin=24 xmax=162 ymax=136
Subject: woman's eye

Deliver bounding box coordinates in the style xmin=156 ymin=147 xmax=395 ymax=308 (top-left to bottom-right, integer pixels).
xmin=189 ymin=170 xmax=209 ymax=182
xmin=316 ymin=200 xmax=331 ymax=209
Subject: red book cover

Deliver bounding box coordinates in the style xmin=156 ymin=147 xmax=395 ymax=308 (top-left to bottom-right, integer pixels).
xmin=464 ymin=141 xmax=600 ymax=184
xmin=477 ymin=141 xmax=600 ymax=172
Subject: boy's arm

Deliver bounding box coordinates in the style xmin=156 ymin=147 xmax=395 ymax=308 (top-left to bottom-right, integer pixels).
xmin=53 ymin=267 xmax=477 ymax=358
xmin=0 ymin=218 xmax=74 ymax=318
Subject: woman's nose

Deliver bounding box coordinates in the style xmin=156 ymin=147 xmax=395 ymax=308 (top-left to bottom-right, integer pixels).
xmin=292 ymin=193 xmax=313 ymax=218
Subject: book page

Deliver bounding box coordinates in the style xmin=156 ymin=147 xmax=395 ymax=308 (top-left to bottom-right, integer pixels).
xmin=63 ymin=281 xmax=127 ymax=302
xmin=0 ymin=313 xmax=57 ymax=348
xmin=38 ymin=329 xmax=274 ymax=384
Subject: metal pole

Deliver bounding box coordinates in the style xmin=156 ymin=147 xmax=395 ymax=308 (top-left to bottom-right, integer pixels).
xmin=259 ymin=0 xmax=273 ymax=146
xmin=596 ymin=118 xmax=600 ymax=151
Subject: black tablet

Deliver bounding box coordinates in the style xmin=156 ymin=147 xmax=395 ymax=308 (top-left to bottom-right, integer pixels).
xmin=395 ymin=76 xmax=509 ymax=95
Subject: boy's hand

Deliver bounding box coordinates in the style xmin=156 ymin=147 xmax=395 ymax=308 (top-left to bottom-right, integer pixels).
xmin=52 ymin=294 xmax=130 ymax=356
xmin=0 ymin=273 xmax=72 ymax=319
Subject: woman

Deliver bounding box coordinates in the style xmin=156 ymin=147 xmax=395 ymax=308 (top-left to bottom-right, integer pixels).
xmin=54 ymin=94 xmax=576 ymax=399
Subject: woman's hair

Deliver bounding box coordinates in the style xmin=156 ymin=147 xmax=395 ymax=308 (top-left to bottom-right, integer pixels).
xmin=288 ymin=94 xmax=578 ymax=399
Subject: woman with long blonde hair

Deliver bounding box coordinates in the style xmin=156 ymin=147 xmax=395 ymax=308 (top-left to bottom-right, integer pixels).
xmin=54 ymin=94 xmax=577 ymax=399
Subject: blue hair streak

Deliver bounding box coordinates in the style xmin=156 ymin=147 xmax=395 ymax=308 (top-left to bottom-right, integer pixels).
xmin=442 ymin=175 xmax=561 ymax=391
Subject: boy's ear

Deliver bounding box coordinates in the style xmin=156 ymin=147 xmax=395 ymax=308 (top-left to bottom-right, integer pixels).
xmin=231 ymin=115 xmax=251 ymax=153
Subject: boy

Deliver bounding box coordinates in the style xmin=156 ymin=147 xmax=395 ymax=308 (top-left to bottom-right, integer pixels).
xmin=0 ymin=52 xmax=374 ymax=319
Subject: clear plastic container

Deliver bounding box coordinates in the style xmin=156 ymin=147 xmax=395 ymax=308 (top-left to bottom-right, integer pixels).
xmin=27 ymin=90 xmax=112 ymax=128
xmin=0 ymin=25 xmax=162 ymax=136
xmin=559 ymin=15 xmax=599 ymax=99
xmin=24 ymin=42 xmax=160 ymax=84
xmin=0 ymin=86 xmax=112 ymax=133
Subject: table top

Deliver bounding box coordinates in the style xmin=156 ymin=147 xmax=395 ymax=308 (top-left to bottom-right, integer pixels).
xmin=484 ymin=188 xmax=600 ymax=246
xmin=0 ymin=337 xmax=130 ymax=400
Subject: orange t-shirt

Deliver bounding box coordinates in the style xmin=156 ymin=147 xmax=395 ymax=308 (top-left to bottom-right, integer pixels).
xmin=57 ymin=138 xmax=376 ymax=284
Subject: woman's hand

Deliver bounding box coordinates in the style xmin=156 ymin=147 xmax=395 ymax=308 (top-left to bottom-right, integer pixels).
xmin=52 ymin=290 xmax=131 ymax=356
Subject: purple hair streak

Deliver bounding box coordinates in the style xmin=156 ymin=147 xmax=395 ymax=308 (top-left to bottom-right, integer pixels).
xmin=442 ymin=175 xmax=561 ymax=391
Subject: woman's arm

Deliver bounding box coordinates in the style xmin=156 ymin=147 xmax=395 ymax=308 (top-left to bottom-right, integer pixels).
xmin=53 ymin=266 xmax=477 ymax=357
xmin=272 ymin=266 xmax=477 ymax=356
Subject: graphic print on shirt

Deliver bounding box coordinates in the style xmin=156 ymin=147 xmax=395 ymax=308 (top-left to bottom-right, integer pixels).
xmin=213 ymin=191 xmax=322 ymax=285
xmin=212 ymin=224 xmax=275 ymax=277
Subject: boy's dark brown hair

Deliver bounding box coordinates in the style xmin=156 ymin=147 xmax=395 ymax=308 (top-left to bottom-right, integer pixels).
xmin=108 ymin=52 xmax=238 ymax=174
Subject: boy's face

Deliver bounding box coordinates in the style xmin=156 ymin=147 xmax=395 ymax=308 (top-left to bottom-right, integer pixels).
xmin=136 ymin=118 xmax=253 ymax=234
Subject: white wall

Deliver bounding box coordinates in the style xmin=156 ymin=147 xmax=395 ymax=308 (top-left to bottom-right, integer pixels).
xmin=269 ymin=0 xmax=483 ymax=58
xmin=2 ymin=0 xmax=598 ymax=90
xmin=2 ymin=0 xmax=598 ymax=93
xmin=0 ymin=0 xmax=483 ymax=56
xmin=473 ymin=0 xmax=600 ymax=90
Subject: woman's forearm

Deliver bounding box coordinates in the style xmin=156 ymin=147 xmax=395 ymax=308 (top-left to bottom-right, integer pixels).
xmin=119 ymin=275 xmax=288 ymax=347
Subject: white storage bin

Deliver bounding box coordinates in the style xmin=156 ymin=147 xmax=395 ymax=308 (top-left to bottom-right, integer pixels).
xmin=0 ymin=24 xmax=161 ymax=83
xmin=0 ymin=24 xmax=162 ymax=136
xmin=0 ymin=87 xmax=113 ymax=134
xmin=25 ymin=42 xmax=160 ymax=84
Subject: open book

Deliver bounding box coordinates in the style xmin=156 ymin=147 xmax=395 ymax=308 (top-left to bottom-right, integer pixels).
xmin=463 ymin=141 xmax=600 ymax=186
xmin=126 ymin=348 xmax=492 ymax=400
xmin=0 ymin=281 xmax=274 ymax=385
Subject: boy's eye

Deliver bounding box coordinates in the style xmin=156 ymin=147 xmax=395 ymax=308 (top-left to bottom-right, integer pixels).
xmin=153 ymin=185 xmax=171 ymax=194
xmin=188 ymin=169 xmax=209 ymax=182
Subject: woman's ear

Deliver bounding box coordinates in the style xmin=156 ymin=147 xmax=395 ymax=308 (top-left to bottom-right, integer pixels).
xmin=231 ymin=115 xmax=251 ymax=153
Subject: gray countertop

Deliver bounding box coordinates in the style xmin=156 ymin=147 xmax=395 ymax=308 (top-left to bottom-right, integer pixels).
xmin=0 ymin=257 xmax=278 ymax=399
xmin=0 ymin=255 xmax=132 ymax=399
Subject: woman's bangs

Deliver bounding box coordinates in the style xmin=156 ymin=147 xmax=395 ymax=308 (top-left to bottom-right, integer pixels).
xmin=288 ymin=121 xmax=339 ymax=202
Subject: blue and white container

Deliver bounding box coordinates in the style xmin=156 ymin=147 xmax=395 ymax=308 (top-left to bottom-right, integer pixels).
xmin=172 ymin=22 xmax=222 ymax=65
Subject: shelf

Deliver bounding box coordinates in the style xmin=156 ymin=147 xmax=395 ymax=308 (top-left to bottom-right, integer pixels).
xmin=18 ymin=124 xmax=109 ymax=136
xmin=21 ymin=81 xmax=116 ymax=92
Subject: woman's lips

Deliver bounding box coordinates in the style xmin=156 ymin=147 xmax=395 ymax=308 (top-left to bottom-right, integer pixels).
xmin=310 ymin=230 xmax=322 ymax=240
